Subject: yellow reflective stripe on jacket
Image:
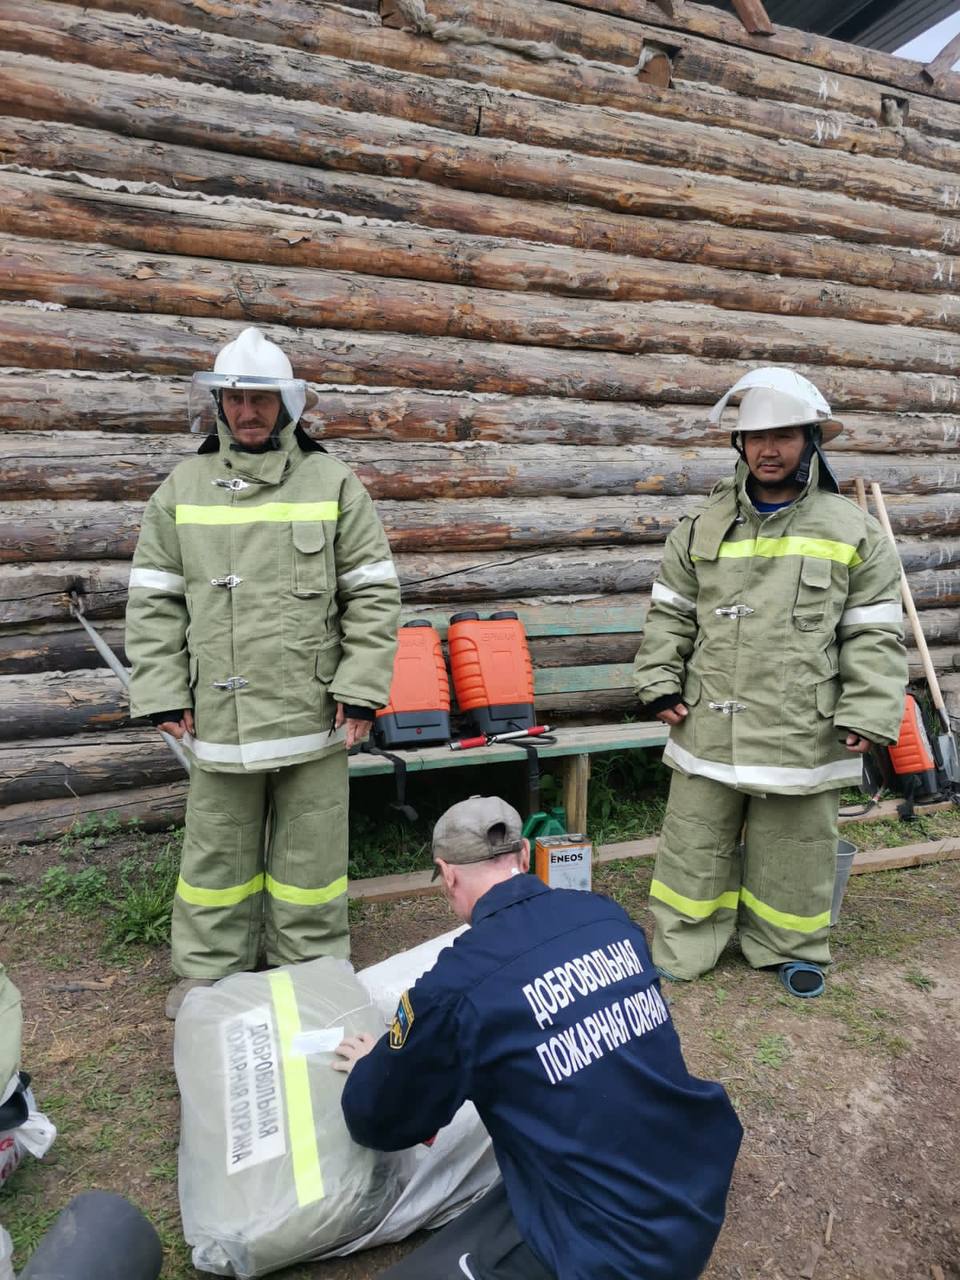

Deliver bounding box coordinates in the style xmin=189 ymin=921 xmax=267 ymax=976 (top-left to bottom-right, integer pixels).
xmin=710 ymin=536 xmax=862 ymax=566
xmin=649 ymin=878 xmax=739 ymax=919
xmin=739 ymin=887 xmax=831 ymax=934
xmin=175 ymin=872 xmax=264 ymax=907
xmin=265 ymin=874 xmax=348 ymax=907
xmin=175 ymin=501 xmax=340 ymax=526
xmin=269 ymin=971 xmax=324 ymax=1207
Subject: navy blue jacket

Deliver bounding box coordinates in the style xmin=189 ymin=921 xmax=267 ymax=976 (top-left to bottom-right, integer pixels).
xmin=342 ymin=875 xmax=742 ymax=1280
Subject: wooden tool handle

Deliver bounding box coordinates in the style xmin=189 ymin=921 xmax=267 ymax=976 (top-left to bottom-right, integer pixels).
xmin=869 ymin=482 xmax=949 ymax=726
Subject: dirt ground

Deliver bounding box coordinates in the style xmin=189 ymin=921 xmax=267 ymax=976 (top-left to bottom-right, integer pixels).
xmin=1 ymin=832 xmax=958 ymax=1280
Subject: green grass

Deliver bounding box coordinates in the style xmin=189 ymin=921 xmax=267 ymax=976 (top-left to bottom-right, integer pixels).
xmin=754 ymin=1033 xmax=791 ymax=1069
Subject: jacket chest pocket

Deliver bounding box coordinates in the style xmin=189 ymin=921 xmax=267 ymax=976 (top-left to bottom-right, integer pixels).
xmin=292 ymin=522 xmax=330 ymax=597
xmin=793 ymin=556 xmax=832 ymax=631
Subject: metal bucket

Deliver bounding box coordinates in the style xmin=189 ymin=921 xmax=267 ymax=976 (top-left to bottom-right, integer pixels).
xmin=831 ymin=839 xmax=857 ymax=926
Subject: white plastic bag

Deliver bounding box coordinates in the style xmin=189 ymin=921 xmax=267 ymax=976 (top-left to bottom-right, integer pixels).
xmin=0 ymin=1082 xmax=57 ymax=1191
xmin=176 ymin=958 xmax=404 ymax=1277
xmin=176 ymin=932 xmax=498 ymax=1276
xmin=0 ymin=1223 xmax=15 ymax=1280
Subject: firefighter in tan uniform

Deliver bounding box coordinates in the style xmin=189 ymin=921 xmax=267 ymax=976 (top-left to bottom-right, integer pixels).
xmin=126 ymin=329 xmax=401 ymax=1017
xmin=633 ymin=369 xmax=906 ymax=997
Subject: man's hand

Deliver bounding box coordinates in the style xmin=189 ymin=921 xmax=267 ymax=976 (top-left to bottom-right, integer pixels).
xmin=656 ymin=703 xmax=689 ymax=726
xmin=842 ymin=731 xmax=871 ymax=755
xmin=156 ymin=709 xmax=194 ymax=740
xmin=335 ymin=704 xmax=373 ymax=750
xmin=331 ymin=1032 xmax=377 ymax=1075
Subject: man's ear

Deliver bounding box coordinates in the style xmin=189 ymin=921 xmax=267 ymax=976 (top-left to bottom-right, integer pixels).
xmin=438 ymin=858 xmax=457 ymax=893
xmin=519 ymin=839 xmax=531 ymax=874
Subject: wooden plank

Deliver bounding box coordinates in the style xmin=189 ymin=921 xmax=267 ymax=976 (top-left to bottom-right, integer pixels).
xmin=535 ymin=663 xmax=633 ymax=694
xmin=347 ymin=723 xmax=669 ymax=775
xmin=849 ymin=839 xmax=960 ymax=874
xmin=348 ymin=834 xmax=960 ymax=902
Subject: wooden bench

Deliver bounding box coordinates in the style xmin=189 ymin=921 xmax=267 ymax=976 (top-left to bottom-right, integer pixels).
xmin=349 ymin=604 xmax=667 ymax=830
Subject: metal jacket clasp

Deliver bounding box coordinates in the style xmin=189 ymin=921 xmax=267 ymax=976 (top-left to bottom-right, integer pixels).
xmin=714 ymin=604 xmax=755 ymax=619
xmin=708 ymin=700 xmax=747 ymax=715
xmin=210 ymin=575 xmax=243 ymax=589
xmin=212 ymin=477 xmax=250 ymax=491
xmin=212 ymin=676 xmax=249 ymax=691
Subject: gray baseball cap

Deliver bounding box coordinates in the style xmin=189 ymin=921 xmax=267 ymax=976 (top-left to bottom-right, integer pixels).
xmin=431 ymin=796 xmax=524 ymax=879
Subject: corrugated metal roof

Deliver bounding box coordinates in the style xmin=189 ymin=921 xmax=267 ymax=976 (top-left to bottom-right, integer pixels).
xmin=707 ymin=0 xmax=960 ymax=50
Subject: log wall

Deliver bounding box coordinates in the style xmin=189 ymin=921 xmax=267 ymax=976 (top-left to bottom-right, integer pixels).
xmin=2 ymin=0 xmax=960 ymax=837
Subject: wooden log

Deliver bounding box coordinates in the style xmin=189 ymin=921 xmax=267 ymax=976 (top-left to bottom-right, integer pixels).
xmin=7 ymin=236 xmax=960 ymax=374
xmin=39 ymin=0 xmax=960 ymax=170
xmin=8 ymin=0 xmax=960 ymax=175
xmin=545 ymin=0 xmax=960 ymax=105
xmin=6 ymin=174 xmax=960 ymax=338
xmin=7 ymin=120 xmax=960 ymax=293
xmin=0 ymin=494 xmax=698 ymax=562
xmin=0 ymin=668 xmax=132 ymax=739
xmin=377 ymin=0 xmax=647 ymax=66
xmin=6 ymin=553 xmax=960 ymax=629
xmin=4 ymin=433 xmax=960 ymax=503
xmin=12 ymin=601 xmax=960 ymax=681
xmin=0 ymin=730 xmax=183 ymax=804
xmin=1 ymin=0 xmax=661 ymax=119
xmin=475 ymin=92 xmax=960 ymax=221
xmin=5 ymin=307 xmax=960 ymax=414
xmin=7 ymin=486 xmax=960 ymax=567
xmin=4 ymin=57 xmax=960 ymax=255
xmin=0 ymin=781 xmax=189 ymax=844
xmin=0 ymin=593 xmax=658 ymax=675
xmin=392 ymin=0 xmax=936 ymax=131
xmin=3 ymin=371 xmax=960 ymax=457
xmin=0 ymin=621 xmax=128 ymax=675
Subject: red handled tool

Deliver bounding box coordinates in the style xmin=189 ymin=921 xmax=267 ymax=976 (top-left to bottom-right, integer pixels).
xmin=449 ymin=725 xmax=553 ymax=752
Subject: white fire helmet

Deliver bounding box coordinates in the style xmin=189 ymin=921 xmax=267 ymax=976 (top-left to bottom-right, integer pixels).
xmin=709 ymin=367 xmax=842 ymax=441
xmin=188 ymin=327 xmax=316 ymax=433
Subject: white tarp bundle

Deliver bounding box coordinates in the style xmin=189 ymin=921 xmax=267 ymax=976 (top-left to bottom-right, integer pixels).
xmin=176 ymin=931 xmax=497 ymax=1277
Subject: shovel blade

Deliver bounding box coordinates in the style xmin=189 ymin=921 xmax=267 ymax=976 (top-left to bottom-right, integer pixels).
xmin=938 ymin=731 xmax=960 ymax=785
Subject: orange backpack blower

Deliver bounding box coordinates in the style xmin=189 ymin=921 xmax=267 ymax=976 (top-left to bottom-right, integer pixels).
xmin=448 ymin=610 xmax=536 ymax=736
xmin=888 ymin=693 xmax=940 ymax=820
xmin=375 ymin=621 xmax=451 ymax=749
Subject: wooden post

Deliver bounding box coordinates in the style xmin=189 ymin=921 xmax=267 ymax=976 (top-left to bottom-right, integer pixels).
xmin=562 ymin=754 xmax=591 ymax=834
xmin=730 ymin=0 xmax=773 ymax=36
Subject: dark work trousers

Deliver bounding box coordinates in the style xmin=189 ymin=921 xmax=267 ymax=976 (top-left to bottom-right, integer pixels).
xmin=375 ymin=1183 xmax=556 ymax=1280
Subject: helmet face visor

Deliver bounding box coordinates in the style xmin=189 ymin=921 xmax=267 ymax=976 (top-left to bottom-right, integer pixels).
xmin=188 ymin=372 xmax=309 ymax=434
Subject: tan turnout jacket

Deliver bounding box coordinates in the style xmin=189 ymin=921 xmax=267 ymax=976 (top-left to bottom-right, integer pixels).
xmin=126 ymin=421 xmax=400 ymax=772
xmin=634 ymin=459 xmax=907 ymax=796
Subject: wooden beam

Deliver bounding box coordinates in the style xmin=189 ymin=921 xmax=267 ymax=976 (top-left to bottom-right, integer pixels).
xmin=730 ymin=0 xmax=772 ymax=36
xmin=923 ymin=28 xmax=960 ymax=88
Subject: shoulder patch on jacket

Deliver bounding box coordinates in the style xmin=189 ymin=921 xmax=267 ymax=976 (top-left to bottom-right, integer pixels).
xmin=389 ymin=991 xmax=415 ymax=1050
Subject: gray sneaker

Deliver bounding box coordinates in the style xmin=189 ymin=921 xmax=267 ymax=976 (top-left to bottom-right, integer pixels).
xmin=165 ymin=977 xmax=215 ymax=1020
